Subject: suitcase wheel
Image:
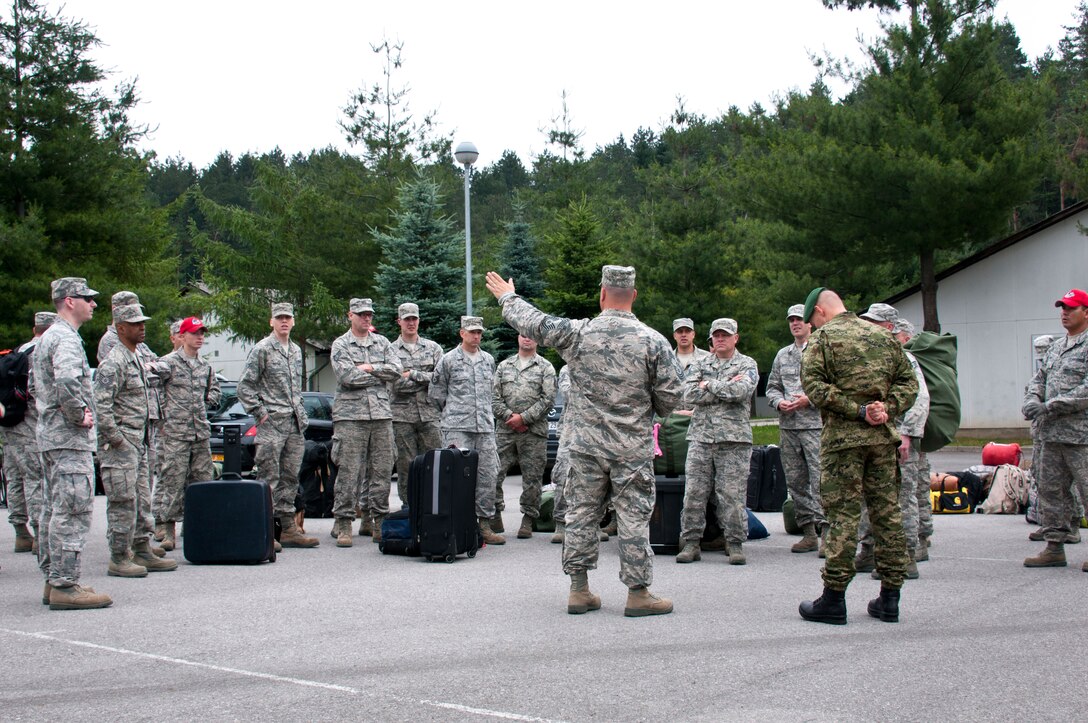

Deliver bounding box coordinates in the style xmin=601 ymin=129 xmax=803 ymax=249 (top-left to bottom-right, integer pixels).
xmin=467 ymin=549 xmax=476 ymax=558
xmin=443 ymin=554 xmax=455 ymax=563
xmin=378 ymin=542 xmax=385 ymax=553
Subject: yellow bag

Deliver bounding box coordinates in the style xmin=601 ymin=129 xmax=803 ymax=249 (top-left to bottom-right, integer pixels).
xmin=931 ymin=488 xmax=971 ymax=514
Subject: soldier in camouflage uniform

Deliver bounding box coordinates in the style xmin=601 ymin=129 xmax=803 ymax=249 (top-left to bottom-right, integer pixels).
xmin=237 ymin=302 xmax=319 ymax=548
xmin=94 ymin=305 xmax=177 ymax=577
xmin=766 ymin=303 xmax=826 ymax=554
xmin=390 ymin=302 xmax=443 ymax=506
xmin=428 ymin=316 xmax=505 ymax=545
xmin=2 ymin=311 xmax=55 ymax=554
xmin=798 ymin=288 xmax=917 ymax=625
xmin=329 ymin=298 xmax=403 ymax=547
xmin=486 ymin=266 xmax=683 ymax=617
xmin=493 ymin=334 xmax=557 ymax=539
xmin=672 ymin=318 xmax=710 ymax=378
xmin=894 ymin=319 xmax=937 ymax=558
xmin=35 ymin=278 xmax=113 ymax=609
xmin=676 ymin=318 xmax=758 ymax=566
xmin=153 ymin=316 xmax=221 ymax=551
xmin=1023 ymin=289 xmax=1088 ymax=571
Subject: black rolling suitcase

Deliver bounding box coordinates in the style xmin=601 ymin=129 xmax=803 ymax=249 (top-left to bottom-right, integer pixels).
xmin=746 ymin=445 xmax=787 ymax=512
xmin=409 ymin=448 xmax=480 ymax=562
xmin=183 ymin=478 xmax=277 ymax=564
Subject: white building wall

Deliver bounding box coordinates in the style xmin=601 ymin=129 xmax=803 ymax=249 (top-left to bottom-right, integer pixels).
xmin=893 ymin=209 xmax=1088 ymax=431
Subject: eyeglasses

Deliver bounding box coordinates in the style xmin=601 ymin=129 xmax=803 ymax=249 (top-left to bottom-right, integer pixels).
xmin=68 ymin=295 xmax=96 ymax=303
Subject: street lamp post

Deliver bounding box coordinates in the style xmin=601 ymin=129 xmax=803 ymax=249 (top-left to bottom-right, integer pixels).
xmin=454 ymin=141 xmax=479 ymax=315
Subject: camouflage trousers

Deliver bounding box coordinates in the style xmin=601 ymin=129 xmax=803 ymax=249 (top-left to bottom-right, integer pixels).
xmin=495 ymin=431 xmax=548 ymax=518
xmin=101 ymin=446 xmax=155 ymax=555
xmin=860 ymin=435 xmax=921 ymax=555
xmin=392 ymin=420 xmax=442 ymax=504
xmin=552 ymin=436 xmax=571 ymax=525
xmin=779 ymin=428 xmax=825 ymax=529
xmin=681 ymin=441 xmax=751 ymax=544
xmin=3 ymin=439 xmax=43 ymax=528
xmin=820 ymin=443 xmax=909 ymax=591
xmin=154 ymin=436 xmax=214 ymax=522
xmin=563 ymin=450 xmax=654 ymax=589
xmin=442 ymin=429 xmax=498 ymax=518
xmin=254 ymin=416 xmax=305 ymax=519
xmin=915 ymin=449 xmax=933 ymax=539
xmin=332 ymin=419 xmax=395 ymax=520
xmin=1037 ymin=442 xmax=1088 ymax=543
xmin=38 ymin=449 xmax=95 ymax=588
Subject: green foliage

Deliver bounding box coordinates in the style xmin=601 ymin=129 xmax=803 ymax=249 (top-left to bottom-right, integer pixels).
xmin=489 ymin=204 xmax=545 ymax=358
xmin=541 ymin=197 xmax=616 ymax=321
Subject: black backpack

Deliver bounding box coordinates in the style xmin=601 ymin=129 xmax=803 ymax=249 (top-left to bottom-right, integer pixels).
xmin=0 ymin=347 xmax=32 ymax=427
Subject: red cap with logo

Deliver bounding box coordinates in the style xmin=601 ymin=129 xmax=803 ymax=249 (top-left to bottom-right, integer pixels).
xmin=179 ymin=317 xmax=206 ymax=334
xmin=1055 ymin=289 xmax=1088 ymax=308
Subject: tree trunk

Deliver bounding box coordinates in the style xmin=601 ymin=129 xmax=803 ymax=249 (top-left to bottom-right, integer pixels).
xmin=919 ymin=247 xmax=940 ymax=333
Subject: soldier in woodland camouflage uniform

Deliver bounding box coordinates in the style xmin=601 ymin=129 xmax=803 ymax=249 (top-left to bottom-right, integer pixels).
xmin=329 ymin=298 xmax=402 ymax=547
xmin=766 ymin=303 xmax=826 ymax=554
xmin=486 ymin=266 xmax=683 ymax=618
xmin=493 ymin=334 xmax=557 ymax=539
xmin=35 ymin=278 xmax=113 ymax=609
xmin=237 ymin=302 xmax=319 ymax=548
xmin=676 ymin=318 xmax=758 ymax=566
xmin=798 ymin=288 xmax=917 ymax=625
xmin=428 ymin=316 xmax=505 ymax=545
xmin=1023 ymin=289 xmax=1088 ymax=571
xmin=2 ymin=311 xmax=55 ymax=554
xmin=153 ymin=316 xmax=221 ymax=551
xmin=95 ymin=305 xmax=177 ymax=577
xmin=390 ymin=302 xmax=443 ymax=505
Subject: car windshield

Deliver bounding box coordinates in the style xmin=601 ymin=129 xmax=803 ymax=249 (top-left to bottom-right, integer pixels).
xmin=210 ymin=385 xmax=239 ymax=418
xmin=212 ymin=399 xmax=249 ymax=420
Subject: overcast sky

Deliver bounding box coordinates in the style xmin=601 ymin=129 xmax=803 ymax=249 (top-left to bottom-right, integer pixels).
xmin=54 ymin=0 xmax=1082 ymax=170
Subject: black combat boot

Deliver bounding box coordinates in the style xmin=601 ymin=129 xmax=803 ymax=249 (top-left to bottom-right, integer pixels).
xmin=799 ymin=586 xmax=847 ymax=625
xmin=867 ymin=586 xmax=900 ymax=623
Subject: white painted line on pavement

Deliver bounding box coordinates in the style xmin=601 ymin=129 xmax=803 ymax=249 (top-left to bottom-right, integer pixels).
xmin=1 ymin=627 xmax=565 ymax=722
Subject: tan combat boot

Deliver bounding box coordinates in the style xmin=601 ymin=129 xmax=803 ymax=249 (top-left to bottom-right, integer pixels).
xmin=358 ymin=516 xmax=372 ymax=537
xmin=335 ymin=519 xmax=353 ymax=548
xmin=1024 ymin=542 xmax=1066 ymax=567
xmin=153 ymin=523 xmax=166 ymax=542
xmin=490 ymin=512 xmax=505 ymax=534
xmin=479 ymin=517 xmax=506 ymax=545
xmin=160 ymin=521 xmax=177 ymax=551
xmin=280 ymin=518 xmax=319 ymax=548
xmin=132 ymin=540 xmax=178 ymax=572
xmin=915 ymin=535 xmax=930 ymax=561
xmin=13 ymin=523 xmax=34 ymax=553
xmin=726 ymin=541 xmax=746 ymax=565
xmin=702 ymin=536 xmax=726 ymax=552
xmin=42 ymin=582 xmax=52 ymax=605
xmin=371 ymin=514 xmax=385 ymax=544
xmin=598 ymin=528 xmax=610 ymax=542
xmin=676 ymin=542 xmax=701 ymax=563
xmin=49 ymin=584 xmax=113 ymax=610
xmin=551 ymin=523 xmax=565 ymax=544
xmin=791 ymin=523 xmax=819 ymax=553
xmin=854 ymin=542 xmax=875 ymax=572
xmin=108 ymin=551 xmax=149 ymax=578
xmin=602 ymin=519 xmax=618 ymax=537
xmin=624 ymin=587 xmax=673 ymax=617
xmin=517 ymin=514 xmax=534 ymax=539
xmin=566 ymin=571 xmax=600 ymax=614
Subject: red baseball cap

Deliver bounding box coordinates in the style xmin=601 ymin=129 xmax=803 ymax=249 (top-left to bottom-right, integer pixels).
xmin=1055 ymin=289 xmax=1088 ymax=308
xmin=179 ymin=317 xmax=206 ymax=334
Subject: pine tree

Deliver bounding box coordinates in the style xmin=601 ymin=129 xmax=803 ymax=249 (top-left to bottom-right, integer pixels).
xmin=490 ymin=204 xmax=545 ymax=358
xmin=542 ymin=197 xmax=615 ymax=321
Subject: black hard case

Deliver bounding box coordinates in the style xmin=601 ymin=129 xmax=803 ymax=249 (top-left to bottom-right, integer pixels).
xmin=745 ymin=445 xmax=787 ymax=512
xmin=183 ymin=478 xmax=277 ymax=564
xmin=408 ymin=448 xmax=480 ymax=562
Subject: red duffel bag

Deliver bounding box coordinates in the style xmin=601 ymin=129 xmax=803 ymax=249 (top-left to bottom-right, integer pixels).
xmin=982 ymin=442 xmax=1022 ymax=467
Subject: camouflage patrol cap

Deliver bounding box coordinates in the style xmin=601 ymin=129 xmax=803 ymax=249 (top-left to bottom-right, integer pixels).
xmin=34 ymin=311 xmax=58 ymax=327
xmin=113 ymin=304 xmax=151 ymax=324
xmin=787 ymin=304 xmax=805 ymax=320
xmin=271 ymin=302 xmax=294 ymax=318
xmin=398 ymin=302 xmax=420 ymax=319
xmin=51 ymin=277 xmax=99 ymax=300
xmin=169 ymin=320 xmax=182 ymax=335
xmin=1033 ymin=334 xmax=1055 ymax=351
xmin=461 ymin=316 xmax=484 ymax=331
xmin=673 ymin=318 xmax=694 ymax=331
xmin=111 ymin=290 xmax=140 ymax=308
xmin=600 ymin=265 xmax=635 ymax=289
xmin=894 ymin=318 xmax=915 ymax=336
xmin=860 ymin=303 xmax=899 ymax=324
xmin=709 ymin=318 xmax=738 ymax=335
xmin=349 ymin=298 xmax=374 ymax=314
xmin=802 ymin=287 xmax=825 ymax=323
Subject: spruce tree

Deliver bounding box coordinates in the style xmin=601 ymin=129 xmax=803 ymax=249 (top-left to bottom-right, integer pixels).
xmin=490 ymin=204 xmax=545 ymax=358
xmin=542 ymin=197 xmax=614 ymax=321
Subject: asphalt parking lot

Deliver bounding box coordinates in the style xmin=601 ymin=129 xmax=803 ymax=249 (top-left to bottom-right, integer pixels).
xmin=1 ymin=447 xmax=1083 ymax=722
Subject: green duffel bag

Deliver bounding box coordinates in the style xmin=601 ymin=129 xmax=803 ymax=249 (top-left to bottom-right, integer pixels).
xmin=653 ymin=413 xmax=691 ymax=477
xmin=904 ymin=331 xmax=961 ymax=453
xmin=532 ymin=489 xmax=557 ymax=532
xmin=782 ymin=496 xmax=802 ymax=535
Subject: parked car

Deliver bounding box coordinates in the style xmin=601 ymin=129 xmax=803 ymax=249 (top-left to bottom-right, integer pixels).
xmin=209 ymin=391 xmax=335 ymax=475
xmin=544 ymin=385 xmax=565 ymax=483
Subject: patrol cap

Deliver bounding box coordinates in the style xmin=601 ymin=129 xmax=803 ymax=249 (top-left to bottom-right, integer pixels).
xmin=894 ymin=318 xmax=915 ymax=336
xmin=461 ymin=316 xmax=484 ymax=331
xmin=398 ymin=302 xmax=420 ymax=319
xmin=802 ymin=287 xmax=825 ymax=323
xmin=600 ymin=265 xmax=636 ymax=289
xmin=169 ymin=320 xmax=182 ymax=335
xmin=34 ymin=311 xmax=58 ymax=327
xmin=673 ymin=318 xmax=694 ymax=331
xmin=113 ymin=304 xmax=151 ymax=324
xmin=1055 ymin=289 xmax=1088 ymax=308
xmin=1033 ymin=334 xmax=1054 ymax=351
xmin=709 ymin=318 xmax=738 ymax=335
xmin=179 ymin=317 xmax=206 ymax=334
xmin=271 ymin=302 xmax=294 ymax=318
xmin=51 ymin=277 xmax=99 ymax=301
xmin=860 ymin=303 xmax=899 ymax=324
xmin=111 ymin=290 xmax=140 ymax=308
xmin=787 ymin=304 xmax=805 ymax=320
xmin=349 ymin=298 xmax=374 ymax=314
